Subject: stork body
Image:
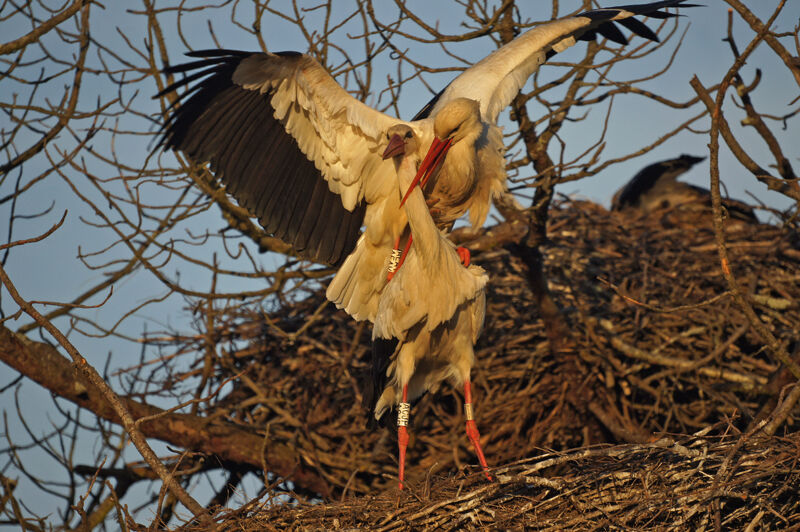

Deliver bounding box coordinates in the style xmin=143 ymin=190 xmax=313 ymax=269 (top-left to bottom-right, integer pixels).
xmin=416 ymin=99 xmax=505 ymax=230
xmin=612 ymin=154 xmax=708 ymax=211
xmin=157 ymin=1 xmax=696 ymax=324
xmin=612 ymin=154 xmax=758 ymax=222
xmin=372 ymin=125 xmax=490 ymax=488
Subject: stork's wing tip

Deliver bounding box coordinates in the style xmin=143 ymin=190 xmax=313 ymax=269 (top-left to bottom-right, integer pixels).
xmin=183 ymin=49 xmax=252 ymax=58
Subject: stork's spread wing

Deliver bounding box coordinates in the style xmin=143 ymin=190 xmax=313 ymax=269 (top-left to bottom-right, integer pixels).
xmin=429 ymin=0 xmax=698 ymax=123
xmin=157 ymin=50 xmax=405 ymax=266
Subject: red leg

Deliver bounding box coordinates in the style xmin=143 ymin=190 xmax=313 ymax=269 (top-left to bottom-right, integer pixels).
xmin=464 ymin=380 xmax=492 ymax=481
xmin=397 ymin=385 xmax=410 ymax=490
xmin=456 ymin=247 xmax=471 ymax=267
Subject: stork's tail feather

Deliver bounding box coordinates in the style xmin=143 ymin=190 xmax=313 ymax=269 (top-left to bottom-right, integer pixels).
xmin=363 ymin=338 xmax=398 ymax=429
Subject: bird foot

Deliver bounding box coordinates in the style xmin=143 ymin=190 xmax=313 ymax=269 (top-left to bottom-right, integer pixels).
xmin=465 ymin=419 xmax=492 ymax=481
xmin=456 ymin=246 xmax=471 ymax=267
xmin=398 ymin=392 xmax=411 ymax=490
xmin=398 ymin=425 xmax=409 ymax=490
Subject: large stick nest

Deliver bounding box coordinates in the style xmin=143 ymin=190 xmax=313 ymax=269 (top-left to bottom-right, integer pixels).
xmin=172 ymin=199 xmax=799 ymax=529
xmin=213 ymin=431 xmax=800 ymax=530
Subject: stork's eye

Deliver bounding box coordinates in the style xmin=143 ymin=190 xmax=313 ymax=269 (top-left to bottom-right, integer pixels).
xmin=404 ymin=131 xmax=412 ymax=139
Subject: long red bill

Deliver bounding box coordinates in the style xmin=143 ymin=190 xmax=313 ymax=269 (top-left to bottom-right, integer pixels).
xmin=400 ymin=137 xmax=452 ymax=207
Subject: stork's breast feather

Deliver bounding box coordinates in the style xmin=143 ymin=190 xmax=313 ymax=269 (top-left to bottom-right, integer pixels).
xmin=373 ymin=244 xmax=487 ymax=341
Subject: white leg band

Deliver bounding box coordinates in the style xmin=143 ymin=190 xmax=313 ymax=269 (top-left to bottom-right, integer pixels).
xmin=388 ymin=248 xmax=401 ymax=273
xmin=464 ymin=403 xmax=474 ymax=421
xmin=397 ymin=402 xmax=411 ymax=427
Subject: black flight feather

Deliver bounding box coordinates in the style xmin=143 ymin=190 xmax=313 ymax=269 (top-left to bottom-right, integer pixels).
xmin=363 ymin=338 xmax=399 ymax=429
xmin=157 ymin=51 xmax=365 ymax=266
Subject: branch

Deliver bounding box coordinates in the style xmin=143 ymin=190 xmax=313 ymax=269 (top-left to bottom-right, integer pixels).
xmin=689 ymin=0 xmax=800 ymax=385
xmin=690 ymin=80 xmax=800 ymax=202
xmin=0 ymin=324 xmax=333 ymax=499
xmin=0 ymin=264 xmax=214 ymax=524
xmin=0 ymin=4 xmax=91 ymax=176
xmin=724 ymin=0 xmax=800 ymax=88
xmin=0 ymin=0 xmax=88 ymax=56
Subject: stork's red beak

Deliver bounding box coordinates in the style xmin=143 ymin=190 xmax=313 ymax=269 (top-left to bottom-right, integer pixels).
xmin=400 ymin=137 xmax=452 ymax=207
xmin=382 ymin=134 xmax=406 ymax=160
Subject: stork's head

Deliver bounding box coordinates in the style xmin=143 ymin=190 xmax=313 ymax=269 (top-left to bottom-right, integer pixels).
xmin=432 ymin=98 xmax=481 ymax=143
xmin=396 ymin=98 xmax=481 ymax=207
xmin=382 ymin=124 xmax=419 ymax=161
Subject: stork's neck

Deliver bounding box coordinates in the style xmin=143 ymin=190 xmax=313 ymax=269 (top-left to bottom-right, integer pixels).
xmin=396 ymin=155 xmax=440 ymax=258
xmin=394 ymin=154 xmax=419 ymax=191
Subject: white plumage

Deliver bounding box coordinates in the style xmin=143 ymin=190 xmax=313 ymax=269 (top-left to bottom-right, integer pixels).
xmin=156 ymin=1 xmax=696 ymax=483
xmin=159 ymin=2 xmax=696 ymax=324
xmin=373 ymin=125 xmax=488 ymax=412
xmin=371 ymin=124 xmax=490 ymax=488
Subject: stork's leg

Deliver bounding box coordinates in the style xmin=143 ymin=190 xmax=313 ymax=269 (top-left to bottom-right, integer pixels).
xmin=464 ymin=380 xmax=492 ymax=481
xmin=397 ymin=384 xmax=411 ymax=490
xmin=456 ymin=246 xmax=471 ymax=267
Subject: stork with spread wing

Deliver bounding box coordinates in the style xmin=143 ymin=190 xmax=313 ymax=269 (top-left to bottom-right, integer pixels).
xmin=157 ymin=1 xmax=696 ymax=322
xmin=369 ymin=123 xmax=491 ymax=489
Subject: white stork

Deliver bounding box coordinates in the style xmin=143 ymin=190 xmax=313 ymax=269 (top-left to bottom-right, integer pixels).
xmin=157 ymin=1 xmax=696 ymax=325
xmin=612 ymin=154 xmax=708 ymax=211
xmin=611 ymin=154 xmax=758 ymax=222
xmin=369 ymin=124 xmax=491 ymax=489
